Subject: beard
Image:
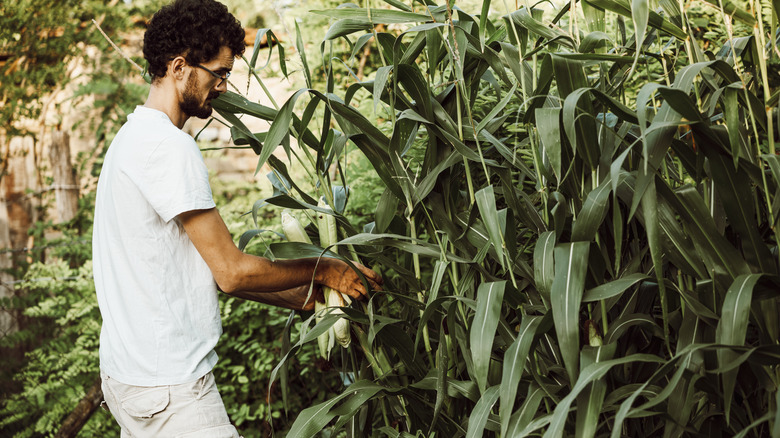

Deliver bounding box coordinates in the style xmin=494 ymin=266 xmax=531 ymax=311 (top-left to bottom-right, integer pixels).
xmin=180 ymin=73 xmax=220 ymax=119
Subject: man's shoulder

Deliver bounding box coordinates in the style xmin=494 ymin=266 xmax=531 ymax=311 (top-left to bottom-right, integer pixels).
xmin=116 ymin=115 xmax=195 ymax=154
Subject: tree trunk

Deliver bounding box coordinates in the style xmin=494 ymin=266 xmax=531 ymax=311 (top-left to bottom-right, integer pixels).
xmin=55 ymin=376 xmax=104 ymax=438
xmin=48 ymin=130 xmax=79 ymax=223
xmin=0 ymin=134 xmax=39 ymax=394
xmin=0 ymin=135 xmax=38 ymax=333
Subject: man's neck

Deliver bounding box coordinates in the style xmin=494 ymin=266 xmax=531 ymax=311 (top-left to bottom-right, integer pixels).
xmin=144 ymin=83 xmax=189 ymax=129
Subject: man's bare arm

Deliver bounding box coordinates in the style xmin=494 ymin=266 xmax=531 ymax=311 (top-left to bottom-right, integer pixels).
xmin=178 ymin=208 xmax=382 ymax=305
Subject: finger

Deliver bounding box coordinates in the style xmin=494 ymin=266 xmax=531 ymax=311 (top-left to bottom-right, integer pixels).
xmin=364 ymin=269 xmax=383 ymax=285
xmin=352 ymin=284 xmax=369 ymax=299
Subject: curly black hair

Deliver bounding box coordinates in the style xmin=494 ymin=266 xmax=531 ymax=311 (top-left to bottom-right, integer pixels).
xmin=143 ymin=0 xmax=245 ymax=81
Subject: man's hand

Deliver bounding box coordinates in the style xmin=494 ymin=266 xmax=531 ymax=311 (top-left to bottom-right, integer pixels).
xmin=317 ymin=258 xmax=383 ymax=300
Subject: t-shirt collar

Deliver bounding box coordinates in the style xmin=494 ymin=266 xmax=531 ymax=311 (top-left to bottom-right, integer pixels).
xmin=129 ymin=105 xmax=174 ymax=124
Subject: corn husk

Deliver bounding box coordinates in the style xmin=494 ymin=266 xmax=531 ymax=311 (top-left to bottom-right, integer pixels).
xmin=282 ymin=209 xmax=331 ymax=358
xmin=281 ymin=209 xmax=312 ymax=244
xmin=314 ymin=300 xmax=330 ymax=359
xmin=317 ymin=199 xmax=351 ymax=350
xmin=329 ymin=286 xmax=351 ymax=347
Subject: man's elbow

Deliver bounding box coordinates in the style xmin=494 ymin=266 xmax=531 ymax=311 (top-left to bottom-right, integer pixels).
xmin=214 ymin=272 xmax=242 ymax=295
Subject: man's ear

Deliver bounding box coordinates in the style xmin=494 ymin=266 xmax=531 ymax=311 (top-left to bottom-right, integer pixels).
xmin=169 ymin=55 xmax=188 ymax=81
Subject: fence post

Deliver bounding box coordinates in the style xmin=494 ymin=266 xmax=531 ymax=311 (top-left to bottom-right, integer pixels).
xmin=49 ymin=130 xmax=79 ymax=223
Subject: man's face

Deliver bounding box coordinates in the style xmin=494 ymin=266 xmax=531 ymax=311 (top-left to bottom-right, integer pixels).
xmin=180 ymin=46 xmax=233 ymax=119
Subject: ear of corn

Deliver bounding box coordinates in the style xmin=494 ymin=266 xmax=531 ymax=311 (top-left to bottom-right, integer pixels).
xmin=314 ymin=301 xmax=330 ymax=359
xmin=282 ymin=209 xmax=330 ymax=359
xmin=317 ymin=199 xmax=351 ymax=349
xmin=587 ymin=320 xmax=603 ymax=347
xmin=328 ymin=286 xmax=350 ymax=347
xmin=281 ymin=209 xmax=312 ymax=244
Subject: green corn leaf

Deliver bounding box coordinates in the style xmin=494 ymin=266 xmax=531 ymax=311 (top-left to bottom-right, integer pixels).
xmin=412 ymin=371 xmax=480 ymax=402
xmin=279 ymin=311 xmax=295 ymax=414
xmin=286 ymin=397 xmax=342 ymax=438
xmin=338 ymin=233 xmax=470 ymax=263
xmin=551 ymin=54 xmax=589 ymax=100
xmin=545 ymin=354 xmax=666 ymax=438
xmin=774 ymin=390 xmax=780 ymax=437
xmin=471 ymin=281 xmax=507 ymax=393
xmin=215 ymin=108 xmax=263 ymax=155
xmin=375 ymin=188 xmax=399 ymax=233
xmin=554 ymin=53 xmax=636 ymax=63
xmin=733 ymin=412 xmax=776 ymax=438
xmin=212 ymin=90 xmax=277 ymax=121
xmin=571 ymin=175 xmax=613 ymax=242
xmin=536 ymin=108 xmax=563 ymax=183
xmin=500 ymin=315 xmax=546 ymax=436
xmin=583 ymin=274 xmax=649 ymax=302
xmin=479 ymin=0 xmax=491 ymax=47
xmin=475 ymin=186 xmax=506 ymax=269
xmin=664 ymin=373 xmax=700 ymax=437
xmin=635 ymin=362 xmax=690 ymax=417
xmin=504 ymin=8 xmax=576 ymax=49
xmin=716 ymin=274 xmax=761 ymax=423
xmin=260 ymin=89 xmax=309 ymax=171
xmin=579 ymin=31 xmax=613 ymax=52
xmin=373 ymin=65 xmax=393 ymax=113
xmin=656 ymin=182 xmax=751 ymax=283
xmin=238 ymin=229 xmax=278 ymax=252
xmin=576 ymin=344 xmax=616 ymax=438
xmin=326 ymin=97 xmax=391 ymax=148
xmin=311 ymin=8 xmax=432 ymax=24
xmin=398 ymin=30 xmax=427 ymax=65
xmin=533 ymin=231 xmax=556 ymax=302
xmin=505 ymin=384 xmax=547 ymax=436
xmin=466 ymin=385 xmax=501 ymax=438
xmin=704 ymin=150 xmax=775 ymax=274
xmin=380 ymin=0 xmax=412 ymax=11
xmin=652 ymin=183 xmax=709 ymax=279
xmin=476 ymin=83 xmax=518 ymax=133
xmin=287 ymin=380 xmax=383 ymax=438
xmin=700 ymin=0 xmax=757 ymax=24
xmin=268 ymin=241 xmax=339 ymax=261
xmin=323 ymin=19 xmax=373 ymax=40
xmin=248 ymin=29 xmax=287 ymax=77
xmin=723 ymin=85 xmax=741 ymax=166
xmin=499 ymin=42 xmax=535 ymax=96
xmin=379 ymin=324 xmax=427 ymax=379
xmin=396 ymin=64 xmax=433 ymax=120
xmin=551 ymin=242 xmax=590 ymax=383
xmin=630 ymin=0 xmax=649 ymax=69
xmin=331 ymin=381 xmax=386 ymax=429
xmin=583 ymin=0 xmax=686 ymax=39
xmin=295 ymin=21 xmax=312 ymax=89
xmin=346 ymin=34 xmax=372 ymax=64
xmin=641 ymin=179 xmax=669 ymax=345
xmin=582 ymin=0 xmax=606 ymax=32
xmin=429 ymin=323 xmax=449 ymax=432
xmin=605 ymin=313 xmax=660 ymax=344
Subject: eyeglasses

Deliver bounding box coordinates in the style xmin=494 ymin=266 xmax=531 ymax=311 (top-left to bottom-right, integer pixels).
xmin=194 ymin=64 xmax=230 ymax=87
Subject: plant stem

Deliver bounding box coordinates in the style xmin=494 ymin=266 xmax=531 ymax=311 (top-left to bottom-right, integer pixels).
xmin=242 ymin=55 xmax=280 ymax=110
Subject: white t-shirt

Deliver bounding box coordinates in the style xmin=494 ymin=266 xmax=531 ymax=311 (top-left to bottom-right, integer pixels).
xmin=93 ymin=106 xmax=220 ymax=386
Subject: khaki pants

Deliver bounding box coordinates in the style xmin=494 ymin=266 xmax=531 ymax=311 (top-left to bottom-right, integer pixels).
xmin=101 ymin=371 xmax=241 ymax=437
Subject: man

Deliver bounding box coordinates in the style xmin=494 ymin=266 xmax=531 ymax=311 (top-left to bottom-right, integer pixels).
xmin=92 ymin=0 xmax=382 ymax=436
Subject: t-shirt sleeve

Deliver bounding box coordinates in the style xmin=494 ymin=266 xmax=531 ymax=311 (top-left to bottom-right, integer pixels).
xmin=139 ymin=135 xmax=216 ymax=222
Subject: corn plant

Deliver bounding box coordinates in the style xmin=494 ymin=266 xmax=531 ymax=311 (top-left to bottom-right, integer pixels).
xmin=214 ymin=0 xmax=780 ymax=435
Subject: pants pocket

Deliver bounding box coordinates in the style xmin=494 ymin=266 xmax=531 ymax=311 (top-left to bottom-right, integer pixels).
xmin=120 ymin=386 xmax=170 ymax=419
